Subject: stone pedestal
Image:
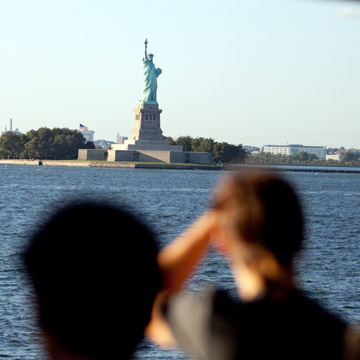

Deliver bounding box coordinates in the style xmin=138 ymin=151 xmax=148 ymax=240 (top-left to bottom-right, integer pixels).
xmin=131 ymin=103 xmax=164 ymax=142
xmin=114 ymin=103 xmax=183 ymax=152
xmin=112 ymin=142 xmax=183 ymax=152
xmin=82 ymin=101 xmax=213 ymax=165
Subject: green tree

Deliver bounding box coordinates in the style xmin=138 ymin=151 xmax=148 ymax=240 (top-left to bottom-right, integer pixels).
xmin=24 ymin=136 xmax=42 ymax=159
xmin=176 ymin=136 xmax=193 ymax=151
xmin=298 ymin=152 xmax=309 ymax=161
xmin=342 ymin=152 xmax=355 ymax=163
xmin=0 ymin=128 xmax=91 ymax=160
xmin=65 ymin=133 xmax=86 ymax=159
xmin=23 ymin=128 xmax=88 ymax=159
xmin=191 ymin=137 xmax=215 ymax=153
xmin=213 ymin=143 xmax=246 ymax=164
xmin=24 ymin=128 xmax=53 ymax=158
xmin=247 ymin=152 xmax=289 ymax=164
xmin=0 ymin=132 xmax=27 ymax=158
xmin=84 ymin=141 xmax=95 ymax=149
xmin=163 ymin=136 xmax=176 ymax=145
xmin=51 ymin=134 xmax=69 ymax=159
xmin=247 ymin=151 xmax=325 ymax=165
xmin=308 ymin=154 xmax=318 ymax=162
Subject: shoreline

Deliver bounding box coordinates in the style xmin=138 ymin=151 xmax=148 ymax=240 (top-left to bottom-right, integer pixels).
xmin=1 ymin=159 xmax=360 ymax=173
xmin=231 ymin=164 xmax=360 ymax=174
xmin=0 ymin=159 xmax=222 ymax=170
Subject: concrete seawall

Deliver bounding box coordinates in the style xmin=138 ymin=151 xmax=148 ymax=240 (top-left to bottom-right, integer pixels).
xmin=0 ymin=159 xmax=91 ymax=167
xmin=1 ymin=160 xmax=360 ymax=173
xmin=0 ymin=159 xmax=221 ymax=170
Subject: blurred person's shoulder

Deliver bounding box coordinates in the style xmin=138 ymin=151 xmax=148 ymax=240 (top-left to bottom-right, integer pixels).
xmin=344 ymin=323 xmax=360 ymax=360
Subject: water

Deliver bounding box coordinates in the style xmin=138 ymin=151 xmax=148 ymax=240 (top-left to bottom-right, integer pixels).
xmin=0 ymin=165 xmax=359 ymax=359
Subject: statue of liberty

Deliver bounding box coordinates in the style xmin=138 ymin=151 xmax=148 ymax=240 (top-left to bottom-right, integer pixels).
xmin=141 ymin=39 xmax=162 ymax=104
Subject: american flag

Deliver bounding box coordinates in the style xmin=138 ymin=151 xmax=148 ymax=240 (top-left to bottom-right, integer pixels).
xmin=79 ymin=124 xmax=88 ymax=131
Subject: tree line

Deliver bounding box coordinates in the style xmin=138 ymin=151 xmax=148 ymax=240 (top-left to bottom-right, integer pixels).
xmin=164 ymin=136 xmax=247 ymax=164
xmin=3 ymin=128 xmax=358 ymax=166
xmin=0 ymin=128 xmax=94 ymax=160
xmin=246 ymin=152 xmax=322 ymax=165
xmin=338 ymin=152 xmax=360 ymax=166
xmin=246 ymin=151 xmax=360 ymax=166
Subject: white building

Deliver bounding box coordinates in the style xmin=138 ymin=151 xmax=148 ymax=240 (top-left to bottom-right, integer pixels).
xmin=262 ymin=144 xmax=326 ymax=159
xmin=326 ymin=154 xmax=341 ymax=161
xmin=93 ymin=139 xmax=115 ymax=148
xmin=1 ymin=128 xmax=22 ymax=136
xmin=79 ymin=130 xmax=95 ymax=142
xmin=243 ymin=145 xmax=260 ymax=152
xmin=1 ymin=119 xmax=22 ymax=135
xmin=78 ymin=124 xmax=95 ymax=142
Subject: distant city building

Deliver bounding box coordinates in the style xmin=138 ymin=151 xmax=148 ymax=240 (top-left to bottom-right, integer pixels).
xmin=262 ymin=144 xmax=326 ymax=160
xmin=243 ymin=145 xmax=260 ymax=153
xmin=326 ymin=154 xmax=341 ymax=161
xmin=326 ymin=148 xmax=342 ymax=155
xmin=1 ymin=119 xmax=22 ymax=135
xmin=78 ymin=124 xmax=95 ymax=142
xmin=93 ymin=139 xmax=115 ymax=148
xmin=1 ymin=128 xmax=22 ymax=136
xmin=117 ymin=134 xmax=128 ymax=144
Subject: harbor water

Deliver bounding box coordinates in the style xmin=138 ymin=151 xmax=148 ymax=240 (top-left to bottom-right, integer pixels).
xmin=0 ymin=165 xmax=359 ymax=359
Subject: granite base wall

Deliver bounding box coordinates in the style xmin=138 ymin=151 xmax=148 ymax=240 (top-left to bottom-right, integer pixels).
xmin=112 ymin=142 xmax=183 ymax=152
xmin=78 ymin=149 xmax=108 ymax=161
xmin=78 ymin=149 xmax=212 ymax=165
xmin=137 ymin=150 xmax=170 ymax=163
xmin=107 ymin=150 xmax=136 ymax=162
xmin=185 ymin=152 xmax=212 ymax=165
xmin=109 ymin=150 xmax=168 ymax=162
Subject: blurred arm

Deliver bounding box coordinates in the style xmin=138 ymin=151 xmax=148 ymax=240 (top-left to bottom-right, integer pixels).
xmin=158 ymin=211 xmax=217 ymax=291
xmin=146 ymin=211 xmax=218 ymax=346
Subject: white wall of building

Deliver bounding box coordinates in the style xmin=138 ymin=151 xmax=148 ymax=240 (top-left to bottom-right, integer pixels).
xmin=262 ymin=145 xmax=326 ymax=159
xmin=79 ymin=130 xmax=95 ymax=142
xmin=326 ymin=154 xmax=341 ymax=161
xmin=117 ymin=135 xmax=128 ymax=144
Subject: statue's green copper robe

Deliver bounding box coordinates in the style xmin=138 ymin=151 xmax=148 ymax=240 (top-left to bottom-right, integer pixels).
xmin=141 ymin=57 xmax=162 ymax=104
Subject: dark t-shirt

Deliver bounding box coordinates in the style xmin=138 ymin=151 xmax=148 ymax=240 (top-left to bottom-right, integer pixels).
xmin=164 ymin=288 xmax=346 ymax=360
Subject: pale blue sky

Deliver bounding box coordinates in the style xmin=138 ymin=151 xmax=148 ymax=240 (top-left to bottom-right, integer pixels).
xmin=1 ymin=0 xmax=360 ymax=148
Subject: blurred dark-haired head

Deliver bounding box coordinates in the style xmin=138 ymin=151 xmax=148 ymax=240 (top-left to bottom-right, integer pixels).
xmin=24 ymin=201 xmax=161 ymax=360
xmin=214 ymin=170 xmax=304 ymax=267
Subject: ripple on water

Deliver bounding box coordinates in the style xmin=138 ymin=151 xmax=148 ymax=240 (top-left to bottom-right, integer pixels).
xmin=0 ymin=167 xmax=359 ymax=359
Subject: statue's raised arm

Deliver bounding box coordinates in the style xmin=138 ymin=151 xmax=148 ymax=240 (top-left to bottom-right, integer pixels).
xmin=141 ymin=38 xmax=162 ymax=104
xmin=144 ymin=38 xmax=148 ymax=59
